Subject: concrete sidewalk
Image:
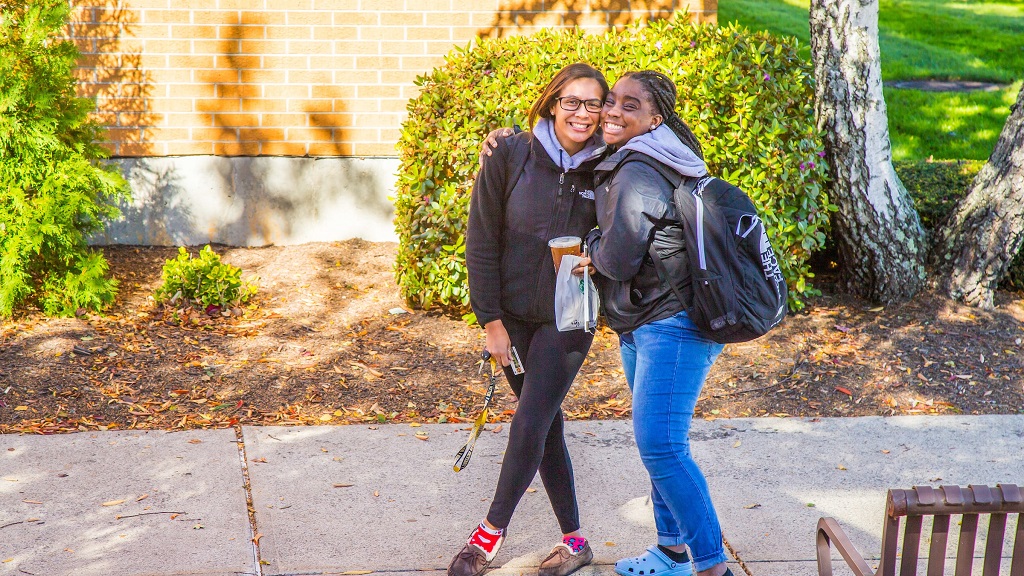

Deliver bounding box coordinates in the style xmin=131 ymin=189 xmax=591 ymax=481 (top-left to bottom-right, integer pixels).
xmin=2 ymin=415 xmax=1023 ymax=576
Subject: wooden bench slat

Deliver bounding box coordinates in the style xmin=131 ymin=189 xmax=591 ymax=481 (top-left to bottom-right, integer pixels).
xmin=943 ymin=485 xmax=965 ymax=505
xmin=982 ymin=513 xmax=1007 ymax=576
xmin=973 ymin=485 xmax=994 ymax=505
xmin=929 ymin=515 xmax=951 ymax=576
xmin=1011 ymin=513 xmax=1024 ymax=576
xmin=917 ymin=485 xmax=937 ymax=506
xmin=955 ymin=513 xmax=979 ymax=576
xmin=1002 ymin=484 xmax=1023 ymax=504
xmin=901 ymin=515 xmax=923 ymax=576
xmin=880 ymin=513 xmax=901 ymax=576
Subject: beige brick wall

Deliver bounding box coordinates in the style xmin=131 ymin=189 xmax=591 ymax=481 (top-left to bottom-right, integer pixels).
xmin=70 ymin=1 xmax=717 ymax=158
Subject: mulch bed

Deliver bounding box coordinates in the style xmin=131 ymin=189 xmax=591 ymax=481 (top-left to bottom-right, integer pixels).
xmin=1 ymin=240 xmax=1022 ymax=435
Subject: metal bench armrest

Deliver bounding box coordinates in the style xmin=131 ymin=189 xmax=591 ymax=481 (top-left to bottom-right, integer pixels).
xmin=817 ymin=517 xmax=876 ymax=576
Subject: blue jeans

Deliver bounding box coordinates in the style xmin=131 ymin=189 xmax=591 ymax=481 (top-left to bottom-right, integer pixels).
xmin=620 ymin=310 xmax=726 ymax=571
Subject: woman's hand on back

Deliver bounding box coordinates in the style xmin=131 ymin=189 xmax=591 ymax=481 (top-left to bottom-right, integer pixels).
xmin=479 ymin=127 xmax=516 ymax=166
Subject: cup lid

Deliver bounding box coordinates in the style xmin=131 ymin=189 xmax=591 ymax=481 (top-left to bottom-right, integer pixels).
xmin=548 ymin=236 xmax=582 ymax=248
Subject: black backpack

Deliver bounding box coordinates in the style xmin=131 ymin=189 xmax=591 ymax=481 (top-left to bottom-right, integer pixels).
xmin=652 ymin=175 xmax=788 ymax=344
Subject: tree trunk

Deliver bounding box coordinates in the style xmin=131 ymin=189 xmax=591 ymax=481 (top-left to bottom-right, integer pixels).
xmin=810 ymin=0 xmax=927 ymax=304
xmin=929 ymin=84 xmax=1024 ymax=309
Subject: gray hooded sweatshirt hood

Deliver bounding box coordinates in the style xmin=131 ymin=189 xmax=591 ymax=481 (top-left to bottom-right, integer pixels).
xmin=534 ymin=117 xmax=607 ymax=171
xmin=620 ymin=124 xmax=707 ymax=178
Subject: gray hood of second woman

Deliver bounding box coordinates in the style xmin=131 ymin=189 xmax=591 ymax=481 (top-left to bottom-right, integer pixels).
xmin=619 ymin=124 xmax=707 ymax=178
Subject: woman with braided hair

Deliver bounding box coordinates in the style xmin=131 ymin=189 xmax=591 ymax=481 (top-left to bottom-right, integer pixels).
xmin=576 ymin=70 xmax=735 ymax=576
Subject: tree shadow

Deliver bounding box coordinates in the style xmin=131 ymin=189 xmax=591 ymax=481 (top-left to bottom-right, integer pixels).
xmin=480 ymin=0 xmax=709 ymax=37
xmin=69 ymin=1 xmax=157 ymax=156
xmin=86 ymin=11 xmax=392 ymax=247
xmin=68 ymin=2 xmax=201 ymax=246
xmin=0 ymin=431 xmax=256 ymax=575
xmin=180 ymin=15 xmax=390 ymax=245
xmin=99 ymin=159 xmax=197 ymax=245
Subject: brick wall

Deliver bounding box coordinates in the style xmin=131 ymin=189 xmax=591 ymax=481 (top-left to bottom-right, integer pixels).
xmin=70 ymin=1 xmax=717 ymax=158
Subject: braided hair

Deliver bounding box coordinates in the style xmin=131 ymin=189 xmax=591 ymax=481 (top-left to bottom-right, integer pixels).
xmin=621 ymin=70 xmax=704 ymax=160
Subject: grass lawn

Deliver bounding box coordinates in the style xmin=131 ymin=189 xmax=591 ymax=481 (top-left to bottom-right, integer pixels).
xmin=718 ymin=0 xmax=1024 ymax=160
xmin=886 ymin=82 xmax=1021 ymax=161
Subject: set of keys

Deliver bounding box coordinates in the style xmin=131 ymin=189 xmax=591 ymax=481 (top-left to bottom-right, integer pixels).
xmin=452 ymin=347 xmax=523 ymax=472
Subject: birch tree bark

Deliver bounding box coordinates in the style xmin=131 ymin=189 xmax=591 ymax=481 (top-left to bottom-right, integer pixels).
xmin=810 ymin=0 xmax=927 ymax=303
xmin=929 ymin=84 xmax=1024 ymax=309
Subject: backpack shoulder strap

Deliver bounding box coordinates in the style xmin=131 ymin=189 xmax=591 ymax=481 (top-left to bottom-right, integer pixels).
xmin=647 ymin=242 xmax=686 ymax=307
xmin=648 ymin=174 xmax=701 ymax=307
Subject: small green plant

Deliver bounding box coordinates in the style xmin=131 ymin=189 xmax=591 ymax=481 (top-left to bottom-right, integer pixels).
xmin=0 ymin=1 xmax=131 ymax=317
xmin=155 ymin=246 xmax=257 ymax=312
xmin=394 ymin=14 xmax=833 ymax=312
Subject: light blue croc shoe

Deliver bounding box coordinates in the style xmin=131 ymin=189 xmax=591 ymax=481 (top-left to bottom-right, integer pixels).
xmin=614 ymin=545 xmax=694 ymax=576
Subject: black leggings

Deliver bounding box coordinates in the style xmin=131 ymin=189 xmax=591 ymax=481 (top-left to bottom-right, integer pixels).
xmin=485 ymin=316 xmax=593 ymax=534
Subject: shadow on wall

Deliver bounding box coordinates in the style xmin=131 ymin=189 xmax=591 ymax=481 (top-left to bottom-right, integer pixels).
xmin=225 ymin=156 xmax=395 ymax=245
xmin=148 ymin=14 xmax=394 ymax=246
xmin=71 ymin=1 xmax=199 ymax=246
xmin=101 ymin=158 xmax=196 ymax=246
xmin=72 ymin=1 xmax=157 ymax=156
xmin=97 ymin=156 xmax=397 ymax=246
xmin=98 ymin=12 xmax=395 ymax=247
xmin=481 ymin=0 xmax=686 ymax=37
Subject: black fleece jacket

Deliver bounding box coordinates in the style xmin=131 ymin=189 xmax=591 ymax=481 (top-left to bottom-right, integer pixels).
xmin=586 ymin=149 xmax=694 ymax=334
xmin=466 ymin=131 xmax=601 ymax=327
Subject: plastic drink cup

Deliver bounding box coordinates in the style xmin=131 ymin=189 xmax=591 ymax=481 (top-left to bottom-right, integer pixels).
xmin=548 ymin=236 xmax=582 ymax=272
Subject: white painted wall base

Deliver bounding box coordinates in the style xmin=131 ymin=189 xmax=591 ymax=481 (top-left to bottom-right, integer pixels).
xmin=93 ymin=156 xmax=400 ymax=246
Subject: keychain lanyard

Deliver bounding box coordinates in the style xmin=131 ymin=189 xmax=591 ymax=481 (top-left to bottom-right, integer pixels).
xmin=453 ymin=351 xmax=498 ymax=472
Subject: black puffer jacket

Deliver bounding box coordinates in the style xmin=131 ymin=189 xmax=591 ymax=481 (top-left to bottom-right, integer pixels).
xmin=586 ymin=149 xmax=694 ymax=334
xmin=466 ymin=131 xmax=601 ymax=326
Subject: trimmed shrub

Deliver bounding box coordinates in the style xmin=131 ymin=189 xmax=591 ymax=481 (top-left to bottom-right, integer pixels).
xmin=0 ymin=1 xmax=130 ymax=317
xmin=394 ymin=15 xmax=832 ymax=313
xmin=154 ymin=246 xmax=257 ymax=313
xmin=894 ymin=159 xmax=1024 ymax=292
xmin=895 ymin=160 xmax=984 ymax=231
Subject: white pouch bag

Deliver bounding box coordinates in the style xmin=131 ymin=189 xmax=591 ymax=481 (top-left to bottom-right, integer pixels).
xmin=554 ymin=254 xmax=599 ymax=332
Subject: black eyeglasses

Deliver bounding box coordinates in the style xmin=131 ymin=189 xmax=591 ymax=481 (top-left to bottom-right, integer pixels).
xmin=555 ymin=96 xmax=604 ymax=113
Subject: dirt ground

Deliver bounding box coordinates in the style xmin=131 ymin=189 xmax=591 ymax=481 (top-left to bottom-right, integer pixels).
xmin=1 ymin=239 xmax=1023 ymax=435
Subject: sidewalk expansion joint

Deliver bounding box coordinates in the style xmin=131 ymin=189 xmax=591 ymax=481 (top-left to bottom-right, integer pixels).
xmin=235 ymin=424 xmax=265 ymax=576
xmin=723 ymin=536 xmax=753 ymax=576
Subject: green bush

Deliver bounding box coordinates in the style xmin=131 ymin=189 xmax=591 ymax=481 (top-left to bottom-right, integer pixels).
xmin=894 ymin=160 xmax=984 ymax=230
xmin=0 ymin=1 xmax=131 ymax=317
xmin=394 ymin=15 xmax=833 ymax=312
xmin=895 ymin=159 xmax=1024 ymax=291
xmin=155 ymin=246 xmax=257 ymax=311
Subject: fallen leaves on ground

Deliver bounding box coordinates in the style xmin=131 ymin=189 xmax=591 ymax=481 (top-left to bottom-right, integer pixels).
xmin=1 ymin=241 xmax=1023 ymax=435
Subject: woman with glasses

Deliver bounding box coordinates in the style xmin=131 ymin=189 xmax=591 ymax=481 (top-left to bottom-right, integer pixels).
xmin=448 ymin=62 xmax=608 ymax=576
